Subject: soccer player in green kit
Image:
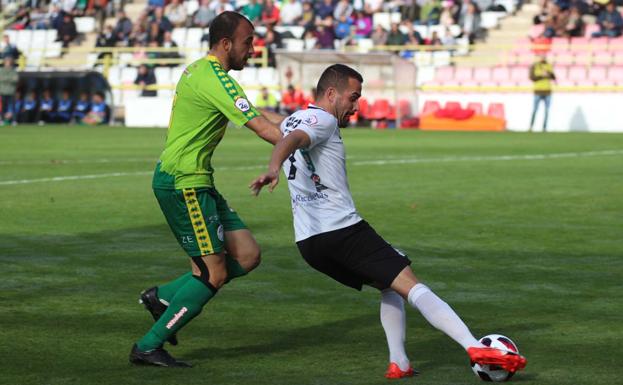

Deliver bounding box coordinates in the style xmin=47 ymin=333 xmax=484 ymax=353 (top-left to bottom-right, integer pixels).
xmin=129 ymin=12 xmax=284 ymax=367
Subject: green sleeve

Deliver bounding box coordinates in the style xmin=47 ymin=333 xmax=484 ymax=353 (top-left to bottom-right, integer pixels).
xmin=197 ymin=74 xmax=260 ymax=127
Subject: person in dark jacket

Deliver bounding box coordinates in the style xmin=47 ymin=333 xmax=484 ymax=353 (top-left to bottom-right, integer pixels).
xmin=19 ymin=90 xmax=39 ymax=123
xmin=72 ymin=92 xmax=91 ymax=123
xmin=135 ymin=64 xmax=157 ymax=97
xmin=55 ymin=89 xmax=74 ymax=123
xmin=58 ymin=13 xmax=78 ymax=48
xmin=38 ymin=89 xmax=56 ymax=124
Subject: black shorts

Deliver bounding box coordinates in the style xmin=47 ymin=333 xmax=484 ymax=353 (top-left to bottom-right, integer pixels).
xmin=296 ymin=220 xmax=411 ymax=291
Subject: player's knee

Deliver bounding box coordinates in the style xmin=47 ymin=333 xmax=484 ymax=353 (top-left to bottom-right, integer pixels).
xmin=246 ymin=247 xmax=262 ymax=272
xmin=208 ymin=267 xmax=228 ymax=289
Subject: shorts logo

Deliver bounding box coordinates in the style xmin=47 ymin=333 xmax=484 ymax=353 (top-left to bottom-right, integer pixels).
xmin=235 ymin=97 xmax=250 ymax=112
xmin=217 ymin=225 xmax=224 ymax=242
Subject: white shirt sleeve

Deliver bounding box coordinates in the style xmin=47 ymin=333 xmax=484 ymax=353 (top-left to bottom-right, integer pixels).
xmin=294 ymin=110 xmax=337 ymax=149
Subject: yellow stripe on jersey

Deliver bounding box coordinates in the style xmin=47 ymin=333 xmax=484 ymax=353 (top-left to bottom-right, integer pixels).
xmin=183 ymin=188 xmax=214 ymax=255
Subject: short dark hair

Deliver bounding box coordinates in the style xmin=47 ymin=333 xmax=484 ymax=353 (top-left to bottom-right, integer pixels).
xmin=316 ymin=64 xmax=363 ymax=98
xmin=209 ymin=11 xmax=253 ymax=49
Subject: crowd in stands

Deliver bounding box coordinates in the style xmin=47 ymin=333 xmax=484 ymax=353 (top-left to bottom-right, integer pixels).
xmin=533 ymin=0 xmax=623 ymax=38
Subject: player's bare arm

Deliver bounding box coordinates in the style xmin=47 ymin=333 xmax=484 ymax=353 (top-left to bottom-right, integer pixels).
xmin=245 ymin=115 xmax=283 ymax=145
xmin=249 ymin=129 xmax=311 ymax=195
xmin=258 ymin=108 xmax=287 ymax=125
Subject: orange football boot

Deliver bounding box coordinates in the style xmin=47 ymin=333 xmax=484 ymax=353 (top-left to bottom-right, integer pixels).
xmin=467 ymin=347 xmax=527 ymax=372
xmin=385 ymin=362 xmax=417 ymax=379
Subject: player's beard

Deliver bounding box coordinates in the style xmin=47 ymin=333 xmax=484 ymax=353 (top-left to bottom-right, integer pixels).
xmin=229 ymin=51 xmax=249 ymax=71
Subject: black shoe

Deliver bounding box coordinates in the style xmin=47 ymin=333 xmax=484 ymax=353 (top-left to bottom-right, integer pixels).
xmin=139 ymin=287 xmax=178 ymax=346
xmin=129 ymin=344 xmax=192 ymax=367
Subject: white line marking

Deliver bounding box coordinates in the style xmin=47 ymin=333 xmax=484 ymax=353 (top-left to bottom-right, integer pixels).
xmin=0 ymin=158 xmax=157 ymax=166
xmin=351 ymin=149 xmax=623 ymax=166
xmin=1 ymin=150 xmax=621 ymax=186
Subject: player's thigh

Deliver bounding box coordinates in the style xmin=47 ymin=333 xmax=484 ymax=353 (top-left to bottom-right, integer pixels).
xmin=340 ymin=221 xmax=412 ymax=290
xmin=191 ymin=252 xmax=228 ymax=288
xmin=224 ymin=229 xmax=261 ymax=272
xmin=212 ymin=189 xmax=261 ymax=272
xmin=297 ymin=235 xmax=368 ymax=290
xmin=154 ymin=187 xmax=227 ymax=257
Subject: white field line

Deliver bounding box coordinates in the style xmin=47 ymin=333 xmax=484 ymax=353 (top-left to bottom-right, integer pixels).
xmin=1 ymin=149 xmax=621 ymax=186
xmin=0 ymin=158 xmax=157 ymax=166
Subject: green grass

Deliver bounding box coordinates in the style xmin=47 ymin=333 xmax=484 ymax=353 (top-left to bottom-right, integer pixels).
xmin=1 ymin=126 xmax=622 ymax=385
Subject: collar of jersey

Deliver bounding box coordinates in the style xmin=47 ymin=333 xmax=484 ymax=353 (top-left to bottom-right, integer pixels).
xmin=206 ymin=54 xmax=221 ymax=65
xmin=307 ymin=104 xmax=326 ymax=111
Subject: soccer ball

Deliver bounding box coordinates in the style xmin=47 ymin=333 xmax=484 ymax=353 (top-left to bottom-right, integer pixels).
xmin=471 ymin=334 xmax=520 ymax=382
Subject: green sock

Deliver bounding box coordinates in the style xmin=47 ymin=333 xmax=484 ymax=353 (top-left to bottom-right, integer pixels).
xmin=225 ymin=255 xmax=248 ymax=284
xmin=137 ymin=276 xmax=215 ymax=351
xmin=157 ymin=272 xmax=193 ymax=303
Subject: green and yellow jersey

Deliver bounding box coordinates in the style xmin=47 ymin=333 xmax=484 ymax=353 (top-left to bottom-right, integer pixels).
xmin=153 ymin=55 xmax=260 ymax=190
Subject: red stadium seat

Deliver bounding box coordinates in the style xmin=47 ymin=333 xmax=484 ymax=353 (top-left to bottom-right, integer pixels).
xmin=567 ymin=65 xmax=586 ymax=81
xmin=435 ymin=66 xmax=455 ymax=83
xmin=610 ymin=37 xmax=623 ymax=50
xmin=593 ymin=50 xmax=613 ymax=65
xmin=492 ymin=66 xmax=511 ymax=84
xmin=487 ymin=103 xmax=505 ymax=120
xmin=550 ymin=37 xmax=569 ymax=52
xmin=612 ymin=50 xmax=623 ymax=65
xmin=422 ymin=100 xmax=441 ymax=115
xmin=584 ymin=66 xmax=608 ymax=86
xmin=357 ymin=97 xmax=370 ymax=119
xmin=396 ymin=99 xmax=412 ymax=118
xmin=510 ymin=66 xmax=530 ymax=83
xmin=530 ymin=24 xmax=545 ymax=38
xmin=467 ymin=102 xmax=483 ymax=115
xmin=445 ymin=101 xmax=462 ymax=110
xmin=553 ymin=65 xmax=568 ymax=80
xmin=554 ymin=52 xmax=574 ymax=65
xmin=369 ymin=99 xmax=391 ymax=120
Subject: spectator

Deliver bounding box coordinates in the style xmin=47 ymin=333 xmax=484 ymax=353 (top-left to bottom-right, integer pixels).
xmin=371 ymin=24 xmax=388 ymax=45
xmin=58 ymin=13 xmax=78 ymax=48
xmin=55 ymin=89 xmax=74 ymax=123
xmin=386 ymin=22 xmax=407 ymax=46
xmin=264 ymin=23 xmax=283 ymax=66
xmin=147 ymin=20 xmax=163 ymax=44
xmin=261 ymin=0 xmax=281 ymax=26
xmin=281 ymin=84 xmax=304 ymax=114
xmin=565 ymin=6 xmax=585 ymax=37
xmin=421 ymin=0 xmax=442 ymax=26
xmin=161 ymin=31 xmax=181 ymax=66
xmin=135 ymin=64 xmax=158 ymax=97
xmin=316 ymin=0 xmax=335 ymax=19
xmin=441 ymin=26 xmax=457 ymax=46
xmin=334 ymin=0 xmax=354 ymax=20
xmin=255 ymin=87 xmax=279 ymax=112
xmin=543 ymin=3 xmax=569 ymax=38
xmin=82 ymin=92 xmax=109 ymax=125
xmin=97 ymin=24 xmax=117 ymax=47
xmin=72 ymin=92 xmax=90 ymax=123
xmin=148 ymin=0 xmax=166 ymax=9
xmin=299 ymin=1 xmax=316 ymax=32
xmin=315 ymin=16 xmax=336 ymax=49
xmin=281 ymin=0 xmax=303 ymax=25
xmin=529 ymin=54 xmax=556 ymax=132
xmin=426 ymin=30 xmax=443 ymax=46
xmin=152 ymin=7 xmax=173 ymax=36
xmin=440 ymin=1 xmax=456 ymax=28
xmin=165 ymin=0 xmax=187 ymax=27
xmin=92 ymin=0 xmax=108 ymax=33
xmin=129 ymin=23 xmax=149 ymax=46
xmin=113 ymin=10 xmax=134 ymax=44
xmin=364 ymin=0 xmax=384 ymax=14
xmin=211 ymin=0 xmax=234 ymax=15
xmin=404 ymin=21 xmax=424 ymax=45
xmin=38 ymin=89 xmax=56 ymax=124
xmin=1 ymin=35 xmax=20 ymax=62
xmin=460 ymin=2 xmax=482 ymax=42
xmin=20 ymin=90 xmax=39 ymax=124
xmin=194 ymin=0 xmax=217 ymax=27
xmin=0 ymin=57 xmax=18 ymax=124
xmin=241 ymin=0 xmax=262 ymax=25
xmin=593 ymin=1 xmax=623 ymax=37
xmin=400 ymin=0 xmax=421 ymax=23
xmin=335 ymin=15 xmax=353 ymax=40
xmin=352 ymin=9 xmax=373 ymax=38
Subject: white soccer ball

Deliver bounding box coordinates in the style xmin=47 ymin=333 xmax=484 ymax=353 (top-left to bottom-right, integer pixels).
xmin=471 ymin=334 xmax=520 ymax=382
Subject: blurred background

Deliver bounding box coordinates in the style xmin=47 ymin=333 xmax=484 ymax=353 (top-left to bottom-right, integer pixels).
xmin=1 ymin=0 xmax=622 ymax=131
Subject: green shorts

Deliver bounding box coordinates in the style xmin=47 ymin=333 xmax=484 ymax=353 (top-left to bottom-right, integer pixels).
xmin=154 ymin=187 xmax=247 ymax=257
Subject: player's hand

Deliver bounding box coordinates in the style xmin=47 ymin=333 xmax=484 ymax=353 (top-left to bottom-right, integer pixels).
xmin=249 ymin=171 xmax=280 ymax=196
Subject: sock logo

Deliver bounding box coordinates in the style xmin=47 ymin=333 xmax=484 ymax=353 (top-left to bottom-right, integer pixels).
xmin=166 ymin=307 xmax=188 ymax=329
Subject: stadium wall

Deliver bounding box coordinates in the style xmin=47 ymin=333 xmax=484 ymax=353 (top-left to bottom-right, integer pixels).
xmin=126 ymin=93 xmax=622 ymax=133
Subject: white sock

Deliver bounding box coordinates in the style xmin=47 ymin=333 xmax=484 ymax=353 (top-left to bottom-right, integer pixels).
xmin=407 ymin=283 xmax=482 ymax=350
xmin=380 ymin=289 xmax=411 ymax=371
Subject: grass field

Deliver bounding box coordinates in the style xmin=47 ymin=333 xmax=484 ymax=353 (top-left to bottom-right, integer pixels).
xmin=1 ymin=126 xmax=622 ymax=385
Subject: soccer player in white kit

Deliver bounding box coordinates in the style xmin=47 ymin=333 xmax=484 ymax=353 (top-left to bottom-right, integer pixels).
xmin=250 ymin=64 xmax=527 ymax=379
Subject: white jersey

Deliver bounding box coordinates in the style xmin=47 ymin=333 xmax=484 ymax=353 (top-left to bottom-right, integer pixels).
xmin=280 ymin=105 xmax=362 ymax=242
